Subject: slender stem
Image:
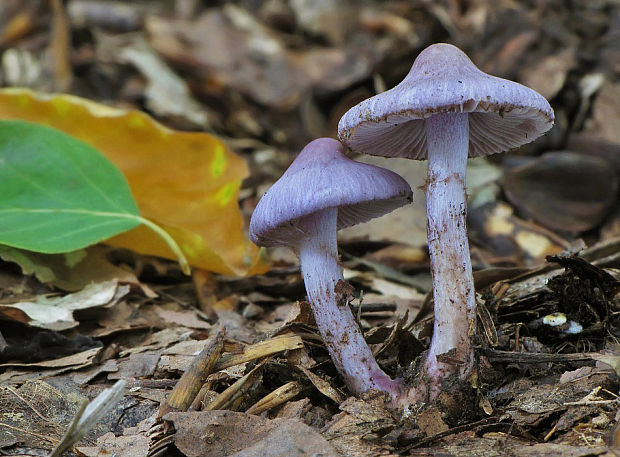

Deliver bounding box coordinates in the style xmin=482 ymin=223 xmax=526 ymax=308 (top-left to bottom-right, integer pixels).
xmin=297 ymin=208 xmax=402 ymax=398
xmin=424 ymin=112 xmax=475 ymax=396
xmin=136 ymin=216 xmax=190 ymax=275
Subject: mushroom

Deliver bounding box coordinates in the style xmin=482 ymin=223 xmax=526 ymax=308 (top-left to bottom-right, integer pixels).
xmin=250 ymin=138 xmax=412 ymax=397
xmin=338 ymin=43 xmax=554 ymax=400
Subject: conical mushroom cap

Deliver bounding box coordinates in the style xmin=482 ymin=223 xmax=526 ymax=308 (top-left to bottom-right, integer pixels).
xmin=338 ymin=43 xmax=554 ymax=159
xmin=249 ymin=138 xmax=413 ymax=247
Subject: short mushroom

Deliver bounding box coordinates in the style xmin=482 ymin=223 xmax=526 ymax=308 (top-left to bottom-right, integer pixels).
xmin=338 ymin=43 xmax=554 ymax=400
xmin=250 ymin=137 xmax=412 ymax=398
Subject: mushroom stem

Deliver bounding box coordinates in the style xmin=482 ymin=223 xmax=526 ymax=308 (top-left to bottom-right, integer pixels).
xmin=297 ymin=208 xmax=402 ymax=398
xmin=424 ymin=112 xmax=475 ymax=396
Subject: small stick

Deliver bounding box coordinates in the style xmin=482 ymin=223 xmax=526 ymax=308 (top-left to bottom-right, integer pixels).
xmin=160 ymin=331 xmax=224 ymax=417
xmin=204 ymin=362 xmax=266 ymax=411
xmin=49 ymin=380 xmax=126 ymax=457
xmin=544 ymin=423 xmax=558 ymax=441
xmin=246 ymin=381 xmax=305 ymax=415
xmin=213 ymin=334 xmax=302 ymax=371
xmin=483 ymin=349 xmax=596 ymax=363
xmin=563 ymin=399 xmax=620 ymax=406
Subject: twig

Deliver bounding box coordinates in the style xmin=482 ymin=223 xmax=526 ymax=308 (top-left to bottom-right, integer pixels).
xmin=563 ymin=399 xmax=620 ymax=406
xmin=160 ymin=331 xmax=224 ymax=416
xmin=483 ymin=349 xmax=596 ymax=363
xmin=49 ymin=380 xmax=126 ymax=457
xmin=405 ymin=416 xmax=502 ymax=450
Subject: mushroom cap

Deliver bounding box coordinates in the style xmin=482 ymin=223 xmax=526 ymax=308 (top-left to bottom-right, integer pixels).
xmin=249 ymin=138 xmax=413 ymax=247
xmin=338 ymin=43 xmax=554 ymax=159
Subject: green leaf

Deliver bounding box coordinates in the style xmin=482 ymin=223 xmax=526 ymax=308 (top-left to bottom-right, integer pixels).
xmin=0 ymin=120 xmax=189 ymax=273
xmin=0 ymin=119 xmax=140 ymax=252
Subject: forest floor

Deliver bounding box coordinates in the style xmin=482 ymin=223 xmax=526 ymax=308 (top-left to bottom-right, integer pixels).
xmin=0 ymin=1 xmax=618 ymax=456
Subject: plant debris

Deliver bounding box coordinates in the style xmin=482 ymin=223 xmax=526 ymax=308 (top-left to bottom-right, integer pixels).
xmin=0 ymin=0 xmax=619 ymax=456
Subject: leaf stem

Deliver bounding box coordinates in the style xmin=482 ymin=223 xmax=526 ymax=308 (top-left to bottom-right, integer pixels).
xmin=134 ymin=216 xmax=191 ymax=275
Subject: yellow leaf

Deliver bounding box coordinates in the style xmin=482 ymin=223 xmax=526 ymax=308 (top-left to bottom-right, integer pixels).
xmin=0 ymin=88 xmax=267 ymax=276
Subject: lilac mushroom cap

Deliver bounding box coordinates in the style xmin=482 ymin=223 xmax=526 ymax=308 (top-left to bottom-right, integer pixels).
xmin=338 ymin=43 xmax=554 ymax=159
xmin=250 ymin=137 xmax=413 ymax=247
xmin=249 ymin=137 xmax=412 ymax=398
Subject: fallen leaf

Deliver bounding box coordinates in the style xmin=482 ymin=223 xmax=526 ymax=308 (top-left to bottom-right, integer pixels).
xmin=119 ymin=327 xmax=191 ymax=357
xmin=0 ymin=120 xmax=142 ymax=253
xmin=0 ymin=280 xmax=129 ymax=330
xmin=567 ymin=133 xmax=620 ymax=172
xmin=90 ymin=301 xmax=149 ymax=338
xmin=164 ymin=410 xmax=339 ymax=457
xmin=520 ymin=48 xmax=576 ymax=100
xmin=416 ymin=406 xmax=450 ymax=436
xmin=323 ymin=394 xmax=396 ymax=457
xmin=108 ymin=352 xmax=161 ymax=380
xmin=0 ymin=245 xmax=156 ymax=296
xmin=344 ymin=268 xmax=426 ymax=300
xmin=590 ymin=82 xmax=620 ymax=143
xmin=119 ymin=36 xmax=210 ymax=129
xmin=483 ymin=30 xmax=538 ymax=77
xmin=76 ymin=432 xmax=150 ymax=457
xmin=73 ymin=359 xmax=119 ymax=385
xmin=0 ymin=346 xmax=101 ymax=369
xmin=415 ymin=434 xmax=608 ymax=457
xmin=591 ymin=350 xmax=620 ymax=377
xmin=0 ymin=88 xmax=266 ymax=276
xmin=503 ymin=152 xmax=618 ymax=234
xmin=147 ymin=6 xmax=378 ymax=109
xmin=505 ymin=372 xmax=612 ymax=427
xmin=365 ymin=244 xmax=428 ymax=270
xmin=0 ymin=380 xmax=79 ymax=449
xmin=0 ymin=331 xmax=101 ymax=363
xmin=468 ymin=201 xmax=567 ymax=262
xmin=340 ymin=156 xmax=427 ymax=247
xmin=155 ymin=308 xmax=212 ymax=330
xmin=0 ymin=5 xmax=37 ymax=45
xmin=297 ymin=366 xmax=344 ymax=404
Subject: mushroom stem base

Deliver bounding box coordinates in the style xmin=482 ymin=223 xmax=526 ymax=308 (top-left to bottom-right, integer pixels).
xmin=297 ymin=208 xmax=402 ymax=398
xmin=424 ymin=112 xmax=476 ymax=397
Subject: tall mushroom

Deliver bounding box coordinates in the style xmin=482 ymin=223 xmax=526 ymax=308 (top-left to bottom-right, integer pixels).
xmin=338 ymin=43 xmax=554 ymax=400
xmin=250 ymin=138 xmax=412 ymax=398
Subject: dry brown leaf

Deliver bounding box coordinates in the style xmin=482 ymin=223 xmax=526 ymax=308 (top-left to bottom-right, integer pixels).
xmin=164 ymin=410 xmax=339 ymax=457
xmin=469 ymin=201 xmax=568 ymax=262
xmin=0 ymin=280 xmax=129 ymax=330
xmin=413 ymin=434 xmax=608 ymax=457
xmin=155 ymin=308 xmax=212 ymax=330
xmin=0 ymin=346 xmax=101 ymax=370
xmin=590 ymin=82 xmax=620 ymax=143
xmin=323 ymin=394 xmax=397 ymax=457
xmin=297 ymin=366 xmax=344 ymax=404
xmin=503 ymin=152 xmax=618 ymax=234
xmin=147 ymin=6 xmax=377 ymax=109
xmin=416 ymin=406 xmax=450 ymax=436
xmin=341 ymin=156 xmax=427 ymax=247
xmin=76 ymin=432 xmax=150 ymax=457
xmin=0 ymin=245 xmax=155 ymax=296
xmin=0 ymin=380 xmax=78 ymax=449
xmin=520 ymin=48 xmax=576 ymax=100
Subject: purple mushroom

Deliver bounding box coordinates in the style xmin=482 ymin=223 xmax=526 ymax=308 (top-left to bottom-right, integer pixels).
xmin=338 ymin=43 xmax=554 ymax=401
xmin=250 ymin=138 xmax=412 ymax=398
